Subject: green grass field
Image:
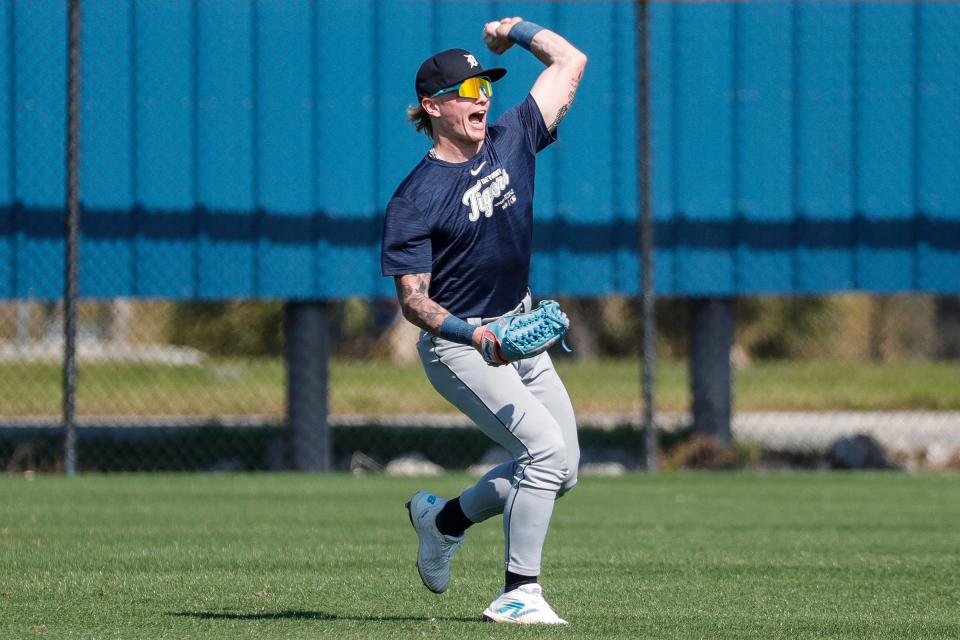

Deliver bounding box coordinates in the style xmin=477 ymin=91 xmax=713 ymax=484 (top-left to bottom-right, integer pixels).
xmin=3 ymin=473 xmax=959 ymax=639
xmin=2 ymin=358 xmax=960 ymax=417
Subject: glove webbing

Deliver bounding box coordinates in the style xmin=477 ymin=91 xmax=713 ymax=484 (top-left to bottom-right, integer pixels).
xmin=504 ymin=302 xmax=572 ymax=354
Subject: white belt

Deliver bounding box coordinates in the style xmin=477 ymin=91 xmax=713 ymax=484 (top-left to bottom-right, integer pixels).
xmin=467 ymin=291 xmax=533 ymax=326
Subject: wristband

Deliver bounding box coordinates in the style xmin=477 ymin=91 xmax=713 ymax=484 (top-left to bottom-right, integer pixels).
xmin=439 ymin=316 xmax=476 ymax=345
xmin=507 ymin=21 xmax=545 ymax=51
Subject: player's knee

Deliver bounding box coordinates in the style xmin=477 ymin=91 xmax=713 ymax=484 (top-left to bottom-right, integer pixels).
xmin=557 ymin=444 xmax=579 ymax=495
xmin=557 ymin=473 xmax=578 ymax=498
xmin=527 ymin=438 xmax=569 ymax=487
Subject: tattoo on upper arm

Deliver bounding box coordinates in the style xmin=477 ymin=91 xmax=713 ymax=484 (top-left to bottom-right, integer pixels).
xmin=548 ymin=104 xmax=569 ymax=133
xmin=548 ymin=70 xmax=582 ymax=133
xmin=395 ymin=273 xmax=449 ymax=333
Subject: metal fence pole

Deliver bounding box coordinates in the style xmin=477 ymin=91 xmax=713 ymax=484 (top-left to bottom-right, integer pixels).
xmin=285 ymin=301 xmax=332 ymax=471
xmin=636 ymin=0 xmax=657 ymax=472
xmin=690 ymin=298 xmax=734 ymax=445
xmin=935 ymin=296 xmax=960 ymax=358
xmin=63 ymin=0 xmax=82 ymax=476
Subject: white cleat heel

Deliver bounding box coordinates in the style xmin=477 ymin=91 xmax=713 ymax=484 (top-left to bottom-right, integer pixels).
xmin=482 ymin=583 xmax=568 ymax=625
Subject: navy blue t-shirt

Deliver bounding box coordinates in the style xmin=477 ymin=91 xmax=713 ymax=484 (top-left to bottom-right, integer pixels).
xmin=381 ymin=94 xmax=556 ymax=319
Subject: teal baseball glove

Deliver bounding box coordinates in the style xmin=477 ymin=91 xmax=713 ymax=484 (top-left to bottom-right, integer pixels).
xmin=479 ymin=300 xmax=571 ymax=366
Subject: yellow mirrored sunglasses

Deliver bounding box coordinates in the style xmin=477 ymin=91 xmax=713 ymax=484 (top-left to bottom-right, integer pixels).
xmin=432 ymin=76 xmax=493 ymax=99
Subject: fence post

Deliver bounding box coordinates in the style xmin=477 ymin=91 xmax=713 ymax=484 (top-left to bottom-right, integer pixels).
xmin=63 ymin=0 xmax=82 ymax=476
xmin=935 ymin=296 xmax=960 ymax=359
xmin=689 ymin=297 xmax=734 ymax=444
xmin=285 ymin=301 xmax=332 ymax=471
xmin=636 ymin=0 xmax=657 ymax=472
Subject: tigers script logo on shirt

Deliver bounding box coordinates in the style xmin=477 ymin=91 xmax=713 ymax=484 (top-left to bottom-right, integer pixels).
xmin=461 ymin=168 xmax=517 ymax=222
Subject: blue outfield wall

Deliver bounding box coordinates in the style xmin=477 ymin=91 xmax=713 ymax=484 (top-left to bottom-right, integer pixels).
xmin=0 ymin=0 xmax=958 ymax=301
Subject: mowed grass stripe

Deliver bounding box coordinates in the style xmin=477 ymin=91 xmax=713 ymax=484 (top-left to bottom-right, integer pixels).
xmin=2 ymin=473 xmax=959 ymax=639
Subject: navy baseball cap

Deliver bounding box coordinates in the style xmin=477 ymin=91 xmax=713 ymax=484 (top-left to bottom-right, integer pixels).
xmin=415 ymin=48 xmax=506 ymax=99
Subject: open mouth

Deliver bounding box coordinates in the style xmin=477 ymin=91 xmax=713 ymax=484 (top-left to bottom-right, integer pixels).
xmin=468 ymin=110 xmax=486 ymax=128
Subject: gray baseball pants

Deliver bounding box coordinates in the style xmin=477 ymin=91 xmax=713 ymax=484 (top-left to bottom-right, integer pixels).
xmin=416 ymin=310 xmax=579 ymax=576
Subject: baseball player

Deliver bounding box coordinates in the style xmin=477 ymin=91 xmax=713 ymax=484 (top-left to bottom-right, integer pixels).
xmin=380 ymin=17 xmax=587 ymax=625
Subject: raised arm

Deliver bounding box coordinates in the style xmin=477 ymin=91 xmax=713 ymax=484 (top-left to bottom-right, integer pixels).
xmin=483 ymin=17 xmax=588 ymax=133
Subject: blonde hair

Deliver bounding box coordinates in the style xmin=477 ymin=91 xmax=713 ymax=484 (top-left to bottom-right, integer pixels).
xmin=407 ymin=103 xmax=434 ymax=140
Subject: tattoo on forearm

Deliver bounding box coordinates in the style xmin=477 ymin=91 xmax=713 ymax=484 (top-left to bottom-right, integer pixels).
xmin=395 ymin=274 xmax=449 ymax=335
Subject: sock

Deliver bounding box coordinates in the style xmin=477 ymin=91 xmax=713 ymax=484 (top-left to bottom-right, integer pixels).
xmin=434 ymin=497 xmax=473 ymax=538
xmin=504 ymin=570 xmax=539 ymax=593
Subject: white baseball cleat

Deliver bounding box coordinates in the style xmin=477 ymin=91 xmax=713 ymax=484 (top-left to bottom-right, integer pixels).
xmin=482 ymin=583 xmax=568 ymax=625
xmin=405 ymin=491 xmax=464 ymax=594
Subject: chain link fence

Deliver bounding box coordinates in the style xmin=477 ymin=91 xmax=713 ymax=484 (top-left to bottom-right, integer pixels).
xmin=1 ymin=1 xmax=959 ymax=473
xmin=2 ymin=295 xmax=958 ymax=472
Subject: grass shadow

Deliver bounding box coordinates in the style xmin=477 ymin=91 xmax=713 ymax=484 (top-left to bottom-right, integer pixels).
xmin=170 ymin=610 xmax=483 ymax=623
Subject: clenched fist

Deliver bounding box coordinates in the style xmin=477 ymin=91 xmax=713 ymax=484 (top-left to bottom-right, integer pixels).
xmin=482 ymin=17 xmax=523 ymax=55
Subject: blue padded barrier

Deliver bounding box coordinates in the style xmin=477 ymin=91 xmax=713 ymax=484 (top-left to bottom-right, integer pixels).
xmin=0 ymin=0 xmax=957 ymax=300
